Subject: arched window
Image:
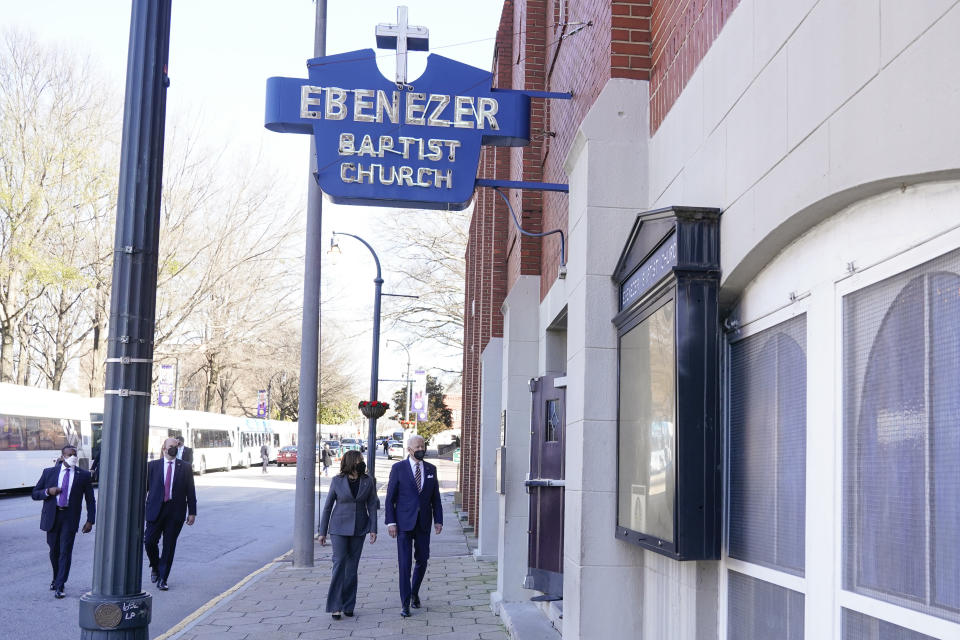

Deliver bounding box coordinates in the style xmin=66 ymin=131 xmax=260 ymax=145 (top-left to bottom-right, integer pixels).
xmin=844 ymin=253 xmax=960 ymax=620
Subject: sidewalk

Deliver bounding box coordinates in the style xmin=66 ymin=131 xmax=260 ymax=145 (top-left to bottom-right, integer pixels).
xmin=162 ymin=458 xmax=508 ymax=640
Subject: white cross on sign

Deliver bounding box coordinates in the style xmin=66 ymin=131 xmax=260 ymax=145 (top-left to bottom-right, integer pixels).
xmin=375 ymin=5 xmax=429 ymax=86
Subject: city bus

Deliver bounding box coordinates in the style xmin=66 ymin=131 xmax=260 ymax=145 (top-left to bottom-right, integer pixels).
xmin=181 ymin=410 xmax=238 ymax=474
xmin=0 ymin=383 xmax=93 ymax=491
xmin=237 ymin=418 xmax=276 ymax=467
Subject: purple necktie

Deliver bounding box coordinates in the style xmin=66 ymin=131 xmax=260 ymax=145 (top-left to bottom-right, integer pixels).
xmin=58 ymin=468 xmax=70 ymax=507
xmin=164 ymin=461 xmax=172 ymax=502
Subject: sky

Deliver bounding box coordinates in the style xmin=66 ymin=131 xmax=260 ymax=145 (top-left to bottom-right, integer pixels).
xmin=3 ymin=0 xmax=504 ymax=400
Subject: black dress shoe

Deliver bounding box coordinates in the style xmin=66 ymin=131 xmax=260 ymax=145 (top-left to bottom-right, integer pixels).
xmin=50 ymin=581 xmax=56 ymax=591
xmin=343 ymin=611 xmax=354 ymax=617
xmin=157 ymin=579 xmax=168 ymax=591
xmin=411 ymin=593 xmax=421 ymax=608
xmin=54 ymin=588 xmax=65 ymax=599
xmin=400 ymin=606 xmax=411 ymax=617
xmin=331 ymin=612 xmax=341 ymax=620
xmin=150 ymin=570 xmax=158 ymax=583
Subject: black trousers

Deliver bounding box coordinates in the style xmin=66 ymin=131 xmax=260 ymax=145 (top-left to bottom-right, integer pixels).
xmin=144 ymin=502 xmax=185 ymax=581
xmin=46 ymin=509 xmax=77 ymax=588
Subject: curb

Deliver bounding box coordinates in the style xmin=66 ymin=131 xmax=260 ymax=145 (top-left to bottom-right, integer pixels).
xmin=153 ymin=550 xmax=289 ymax=640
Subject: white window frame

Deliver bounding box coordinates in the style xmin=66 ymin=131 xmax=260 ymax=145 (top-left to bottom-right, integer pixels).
xmin=719 ymin=300 xmax=810 ymax=638
xmin=833 ymin=225 xmax=960 ymax=640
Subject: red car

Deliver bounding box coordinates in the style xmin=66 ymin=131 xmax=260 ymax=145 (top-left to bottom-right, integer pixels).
xmin=276 ymin=446 xmax=297 ymax=467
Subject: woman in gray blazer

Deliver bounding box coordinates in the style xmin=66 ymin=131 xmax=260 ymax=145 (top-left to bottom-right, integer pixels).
xmin=318 ymin=449 xmax=378 ymax=619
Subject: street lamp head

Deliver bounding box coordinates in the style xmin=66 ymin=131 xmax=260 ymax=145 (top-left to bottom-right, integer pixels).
xmin=328 ymin=234 xmax=342 ymax=256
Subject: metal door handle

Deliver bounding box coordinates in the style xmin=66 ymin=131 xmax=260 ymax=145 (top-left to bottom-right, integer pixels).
xmin=524 ymin=478 xmax=565 ymax=487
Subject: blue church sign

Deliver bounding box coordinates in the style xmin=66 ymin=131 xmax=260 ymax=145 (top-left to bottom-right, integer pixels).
xmin=265 ymin=7 xmax=567 ymax=210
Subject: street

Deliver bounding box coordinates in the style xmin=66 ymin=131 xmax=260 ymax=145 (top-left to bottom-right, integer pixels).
xmin=0 ymin=460 xmax=335 ymax=639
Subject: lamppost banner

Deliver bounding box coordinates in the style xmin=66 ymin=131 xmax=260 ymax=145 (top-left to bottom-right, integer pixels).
xmin=412 ymin=368 xmax=428 ymax=421
xmin=157 ymin=364 xmax=175 ymax=407
xmin=257 ymin=389 xmax=268 ymax=418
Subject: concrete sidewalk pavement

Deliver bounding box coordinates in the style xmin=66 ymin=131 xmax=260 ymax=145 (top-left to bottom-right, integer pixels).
xmin=161 ymin=458 xmax=508 ymax=640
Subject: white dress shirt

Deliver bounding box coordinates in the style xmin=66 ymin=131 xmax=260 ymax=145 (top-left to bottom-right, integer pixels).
xmin=176 ymin=446 xmax=184 ymax=460
xmin=56 ymin=463 xmax=75 ymax=500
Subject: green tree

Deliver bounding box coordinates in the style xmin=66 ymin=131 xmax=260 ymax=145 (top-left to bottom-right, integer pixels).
xmin=390 ymin=375 xmax=452 ymax=443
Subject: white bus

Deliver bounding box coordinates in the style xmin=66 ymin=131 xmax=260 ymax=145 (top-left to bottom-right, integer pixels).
xmin=0 ymin=384 xmax=93 ymax=491
xmin=181 ymin=410 xmax=239 ymax=475
xmin=235 ymin=418 xmax=300 ymax=467
xmin=236 ymin=418 xmax=275 ymax=467
xmin=147 ymin=406 xmax=187 ymax=462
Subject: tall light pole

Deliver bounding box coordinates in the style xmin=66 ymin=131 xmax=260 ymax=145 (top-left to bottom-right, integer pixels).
xmin=291 ymin=0 xmax=327 ymax=570
xmin=387 ymin=339 xmax=414 ymax=423
xmin=79 ymin=1 xmax=171 ymax=637
xmin=329 ymin=232 xmax=383 ymax=478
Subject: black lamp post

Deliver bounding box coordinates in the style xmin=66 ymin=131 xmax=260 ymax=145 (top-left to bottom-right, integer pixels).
xmin=79 ymin=1 xmax=171 ymax=637
xmin=329 ymin=232 xmax=383 ymax=477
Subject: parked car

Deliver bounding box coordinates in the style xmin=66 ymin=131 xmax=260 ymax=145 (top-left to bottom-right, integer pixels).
xmin=340 ymin=437 xmax=365 ymax=452
xmin=276 ymin=446 xmax=297 ymax=467
xmin=387 ymin=440 xmax=404 ymax=460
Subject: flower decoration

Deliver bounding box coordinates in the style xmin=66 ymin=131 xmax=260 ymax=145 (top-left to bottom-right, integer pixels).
xmin=358 ymin=400 xmax=389 ymax=419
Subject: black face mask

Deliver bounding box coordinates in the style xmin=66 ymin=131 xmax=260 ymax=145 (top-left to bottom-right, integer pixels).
xmin=356 ymin=462 xmax=366 ymax=476
xmin=413 ymin=450 xmax=425 ymax=461
xmin=166 ymin=446 xmax=179 ymax=458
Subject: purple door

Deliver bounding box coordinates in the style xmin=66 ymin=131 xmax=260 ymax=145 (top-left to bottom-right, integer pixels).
xmin=525 ymin=374 xmax=565 ymax=597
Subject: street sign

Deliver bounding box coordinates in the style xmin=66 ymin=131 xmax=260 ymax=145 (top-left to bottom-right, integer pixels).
xmin=263 ymin=6 xmax=569 ymax=210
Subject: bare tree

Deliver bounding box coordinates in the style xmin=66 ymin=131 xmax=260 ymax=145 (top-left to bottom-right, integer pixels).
xmin=0 ymin=31 xmax=116 ymax=383
xmin=378 ymin=208 xmax=468 ymax=354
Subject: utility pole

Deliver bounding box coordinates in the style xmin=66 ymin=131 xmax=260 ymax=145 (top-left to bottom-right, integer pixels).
xmin=79 ymin=1 xmax=171 ymax=637
xmin=387 ymin=339 xmax=413 ymax=422
xmin=294 ymin=0 xmax=326 ymax=569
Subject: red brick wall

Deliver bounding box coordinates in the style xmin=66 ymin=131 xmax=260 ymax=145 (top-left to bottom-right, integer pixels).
xmin=650 ymin=0 xmax=740 ymax=132
xmin=459 ymin=0 xmax=517 ymax=530
xmin=460 ymin=0 xmax=739 ymax=536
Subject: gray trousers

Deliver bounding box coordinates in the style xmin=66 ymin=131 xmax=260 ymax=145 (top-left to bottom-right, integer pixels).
xmin=326 ymin=534 xmax=365 ymax=613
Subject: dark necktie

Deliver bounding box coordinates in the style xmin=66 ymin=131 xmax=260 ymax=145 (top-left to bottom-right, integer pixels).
xmin=164 ymin=461 xmax=173 ymax=502
xmin=415 ymin=462 xmax=422 ymax=493
xmin=58 ymin=468 xmax=70 ymax=507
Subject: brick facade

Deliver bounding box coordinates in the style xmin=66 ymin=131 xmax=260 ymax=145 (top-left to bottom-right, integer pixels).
xmin=459 ymin=0 xmax=734 ymax=536
xmin=650 ymin=0 xmax=740 ymax=131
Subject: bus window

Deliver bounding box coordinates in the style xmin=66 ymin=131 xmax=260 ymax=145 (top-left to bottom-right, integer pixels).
xmin=0 ymin=415 xmax=23 ymax=451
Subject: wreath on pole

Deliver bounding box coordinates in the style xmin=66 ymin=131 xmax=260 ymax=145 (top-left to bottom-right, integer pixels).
xmin=358 ymin=400 xmax=389 ymax=419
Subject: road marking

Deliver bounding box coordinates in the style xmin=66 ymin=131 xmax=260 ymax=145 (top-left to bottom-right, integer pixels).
xmin=153 ymin=549 xmax=291 ymax=640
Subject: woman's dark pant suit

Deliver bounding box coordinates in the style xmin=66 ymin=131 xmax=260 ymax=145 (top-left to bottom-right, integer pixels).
xmin=318 ymin=473 xmax=379 ymax=614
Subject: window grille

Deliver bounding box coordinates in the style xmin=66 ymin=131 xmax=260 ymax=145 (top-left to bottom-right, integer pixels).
xmin=843 ymin=248 xmax=960 ymax=621
xmin=842 ymin=609 xmax=938 ymax=640
xmin=728 ymin=315 xmax=807 ymax=575
xmin=727 ymin=571 xmax=804 ymax=640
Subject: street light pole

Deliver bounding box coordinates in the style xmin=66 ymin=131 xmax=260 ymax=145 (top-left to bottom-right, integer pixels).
xmin=330 ymin=232 xmax=382 ymax=478
xmin=387 ymin=339 xmax=413 ymax=423
xmin=79 ymin=1 xmax=171 ymax=637
xmin=292 ymin=0 xmax=327 ymax=569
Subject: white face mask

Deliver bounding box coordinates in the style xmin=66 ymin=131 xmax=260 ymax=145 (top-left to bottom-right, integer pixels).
xmin=64 ymin=455 xmax=78 ymax=467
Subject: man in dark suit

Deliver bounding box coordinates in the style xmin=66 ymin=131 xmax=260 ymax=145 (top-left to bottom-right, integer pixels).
xmin=175 ymin=435 xmax=193 ymax=464
xmin=385 ymin=435 xmax=443 ymax=617
xmin=32 ymin=444 xmax=96 ymax=598
xmin=145 ymin=436 xmax=197 ymax=591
